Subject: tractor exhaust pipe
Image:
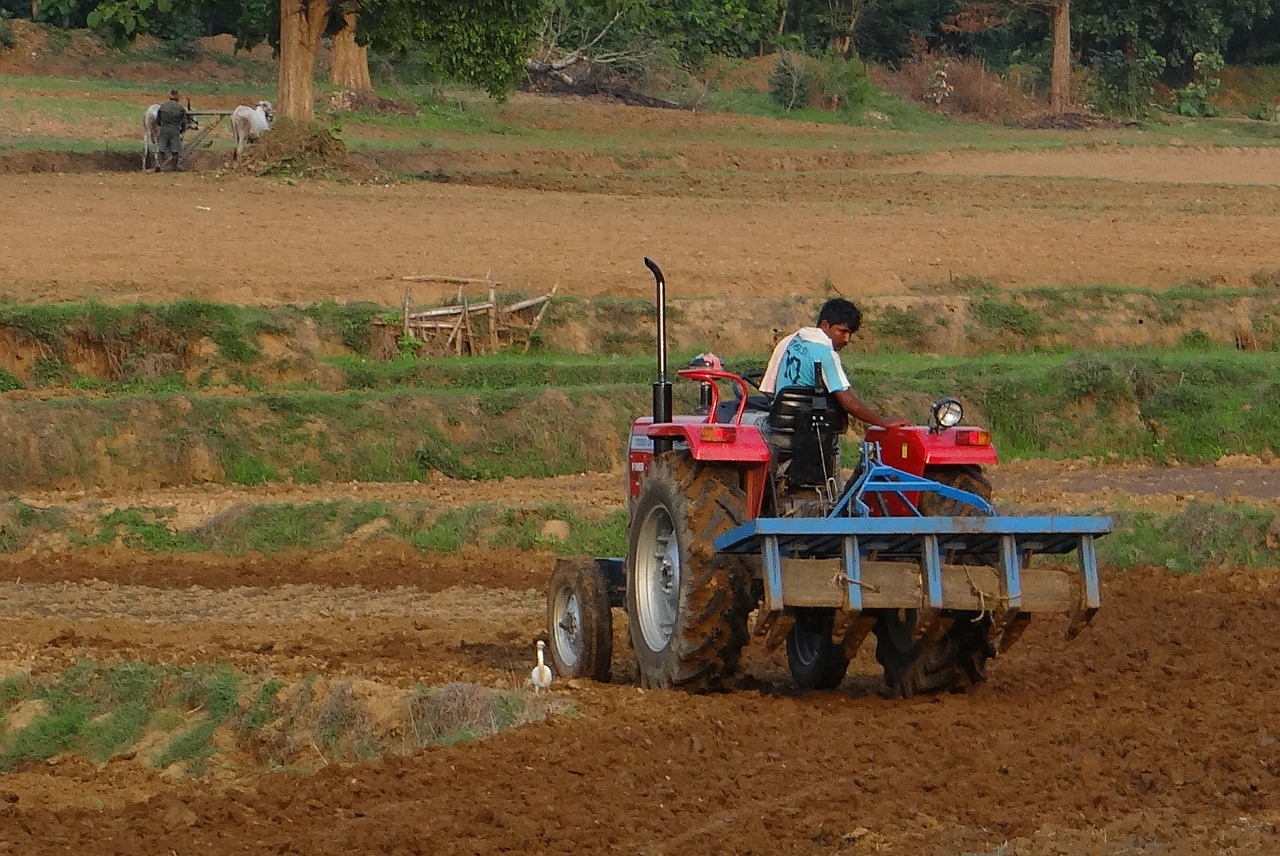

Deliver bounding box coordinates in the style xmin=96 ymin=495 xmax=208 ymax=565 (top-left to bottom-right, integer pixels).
xmin=644 ymin=257 xmax=673 ymax=452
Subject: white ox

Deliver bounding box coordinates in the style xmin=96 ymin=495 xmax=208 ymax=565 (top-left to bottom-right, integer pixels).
xmin=230 ymin=101 xmax=274 ymax=161
xmin=141 ymin=103 xmax=198 ymax=172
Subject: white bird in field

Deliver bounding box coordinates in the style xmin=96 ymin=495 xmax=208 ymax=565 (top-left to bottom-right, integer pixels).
xmin=530 ymin=640 xmax=553 ymax=694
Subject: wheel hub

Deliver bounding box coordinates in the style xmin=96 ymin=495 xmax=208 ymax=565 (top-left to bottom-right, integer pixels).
xmin=553 ymin=589 xmax=583 ymax=668
xmin=635 ymin=505 xmax=680 ymax=652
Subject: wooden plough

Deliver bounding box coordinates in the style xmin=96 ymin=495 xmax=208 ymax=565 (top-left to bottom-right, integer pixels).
xmin=182 ymin=111 xmax=234 ymax=168
xmin=379 ymin=273 xmax=559 ymax=357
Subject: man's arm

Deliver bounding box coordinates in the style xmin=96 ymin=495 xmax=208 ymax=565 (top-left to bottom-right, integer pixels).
xmin=834 ymin=389 xmax=910 ymax=429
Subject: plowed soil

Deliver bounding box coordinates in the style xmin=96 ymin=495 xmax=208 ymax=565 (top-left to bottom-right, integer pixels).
xmin=1 ymin=461 xmax=1279 ymax=854
xmin=3 ymin=90 xmax=1280 ymax=853
xmin=5 ymin=150 xmax=1280 ymax=306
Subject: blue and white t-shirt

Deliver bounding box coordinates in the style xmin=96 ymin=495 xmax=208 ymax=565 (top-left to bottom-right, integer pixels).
xmin=760 ymin=327 xmax=850 ymax=394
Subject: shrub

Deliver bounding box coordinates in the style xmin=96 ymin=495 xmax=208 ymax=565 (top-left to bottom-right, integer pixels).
xmin=0 ymin=18 xmax=15 ymax=51
xmin=938 ymin=56 xmax=1017 ymax=121
xmin=1086 ymin=47 xmax=1165 ymax=119
xmin=1179 ymin=328 xmax=1216 ymax=350
xmin=769 ymin=51 xmax=812 ymax=111
xmin=1244 ymin=98 xmax=1280 ymax=122
xmin=878 ymin=49 xmax=1025 ymax=121
xmin=1174 ymin=51 xmax=1224 ymax=117
xmin=809 ymin=52 xmax=874 ymax=113
xmin=0 ymin=367 xmax=21 ymax=392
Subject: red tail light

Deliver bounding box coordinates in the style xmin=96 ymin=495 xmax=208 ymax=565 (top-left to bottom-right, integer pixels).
xmin=955 ymin=429 xmax=992 ymax=446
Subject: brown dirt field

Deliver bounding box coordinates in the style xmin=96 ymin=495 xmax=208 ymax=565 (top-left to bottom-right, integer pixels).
xmin=1 ymin=460 xmax=1279 ymax=853
xmin=4 ymin=140 xmax=1280 ymax=306
xmin=3 ymin=57 xmax=1280 ymax=303
xmin=4 ymin=80 xmax=1280 ymax=852
xmin=0 ymin=558 xmax=1278 ymax=854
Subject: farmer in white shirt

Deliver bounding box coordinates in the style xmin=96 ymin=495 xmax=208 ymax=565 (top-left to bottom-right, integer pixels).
xmin=761 ymin=297 xmax=909 ymax=429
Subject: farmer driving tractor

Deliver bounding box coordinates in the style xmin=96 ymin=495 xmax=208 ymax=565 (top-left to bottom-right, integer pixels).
xmin=761 ymin=297 xmax=910 ymax=429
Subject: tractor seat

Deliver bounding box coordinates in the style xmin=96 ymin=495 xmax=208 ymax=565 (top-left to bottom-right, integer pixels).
xmin=766 ymin=386 xmax=848 ymax=487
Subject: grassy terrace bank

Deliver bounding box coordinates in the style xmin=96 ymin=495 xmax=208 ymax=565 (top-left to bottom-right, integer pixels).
xmin=0 ymin=497 xmax=1276 ymax=574
xmin=1 ymin=286 xmax=1280 ymax=392
xmin=0 ymin=662 xmax=565 ymax=776
xmin=0 ymin=348 xmax=1276 ymax=490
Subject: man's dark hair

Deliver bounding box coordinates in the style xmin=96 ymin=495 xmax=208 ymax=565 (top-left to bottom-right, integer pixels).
xmin=170 ymin=89 xmax=179 ymax=98
xmin=817 ymin=297 xmax=861 ymax=332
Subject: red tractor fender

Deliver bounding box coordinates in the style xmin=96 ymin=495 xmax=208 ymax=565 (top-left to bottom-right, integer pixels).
xmin=629 ymin=367 xmax=773 ymax=519
xmin=866 ymin=424 xmax=999 ymax=476
xmin=630 ymin=418 xmax=771 ymax=520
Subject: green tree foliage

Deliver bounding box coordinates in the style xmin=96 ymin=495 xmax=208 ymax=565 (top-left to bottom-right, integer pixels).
xmin=851 ymin=0 xmax=955 ymax=66
xmin=359 ymin=0 xmax=544 ymax=98
xmin=1087 ymin=44 xmax=1166 ymax=117
xmin=645 ymin=0 xmax=782 ymax=59
xmin=542 ymin=0 xmax=782 ymax=64
xmin=34 ymin=0 xmax=97 ymax=29
xmin=86 ymin=0 xmax=166 ymax=47
xmin=1075 ymin=0 xmax=1273 ymax=82
xmin=14 ymin=0 xmax=1280 ymax=113
xmin=221 ymin=0 xmax=275 ymax=50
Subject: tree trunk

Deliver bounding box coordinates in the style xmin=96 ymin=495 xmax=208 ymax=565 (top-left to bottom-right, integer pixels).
xmin=278 ymin=0 xmax=331 ymax=121
xmin=1050 ymin=0 xmax=1071 ymax=113
xmin=331 ymin=12 xmax=373 ymax=92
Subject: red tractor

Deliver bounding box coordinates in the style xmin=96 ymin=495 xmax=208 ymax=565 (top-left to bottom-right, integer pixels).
xmin=547 ymin=259 xmax=1109 ymax=695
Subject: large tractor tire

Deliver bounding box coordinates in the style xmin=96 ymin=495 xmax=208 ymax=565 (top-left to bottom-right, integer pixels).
xmin=546 ymin=558 xmax=613 ymax=683
xmin=873 ymin=609 xmax=995 ymax=696
xmin=916 ymin=464 xmax=993 ymax=518
xmin=785 ymin=607 xmax=850 ymax=691
xmin=878 ymin=465 xmax=997 ymax=696
xmin=626 ymin=453 xmax=752 ymax=691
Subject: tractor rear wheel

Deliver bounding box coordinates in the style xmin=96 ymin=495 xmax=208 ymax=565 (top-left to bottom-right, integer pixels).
xmin=626 ymin=452 xmax=752 ymax=691
xmin=917 ymin=465 xmax=993 ymax=517
xmin=785 ymin=607 xmax=850 ymax=691
xmin=873 ymin=609 xmax=995 ymax=696
xmin=878 ymin=464 xmax=997 ymax=695
xmin=546 ymin=558 xmax=613 ymax=682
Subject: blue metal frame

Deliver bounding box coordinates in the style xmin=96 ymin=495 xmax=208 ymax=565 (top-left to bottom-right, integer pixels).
xmin=714 ymin=514 xmax=1112 ymax=555
xmin=719 ymin=516 xmax=1110 ymax=619
xmin=832 ymin=441 xmax=994 ymax=518
xmin=712 ymin=440 xmax=1112 ymax=628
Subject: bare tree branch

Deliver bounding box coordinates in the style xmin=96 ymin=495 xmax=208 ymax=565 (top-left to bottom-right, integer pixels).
xmin=524 ymin=8 xmax=641 ymax=86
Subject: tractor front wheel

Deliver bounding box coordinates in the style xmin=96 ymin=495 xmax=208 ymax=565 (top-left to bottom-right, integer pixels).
xmin=626 ymin=453 xmax=751 ymax=691
xmin=546 ymin=558 xmax=613 ymax=682
xmin=785 ymin=607 xmax=850 ymax=691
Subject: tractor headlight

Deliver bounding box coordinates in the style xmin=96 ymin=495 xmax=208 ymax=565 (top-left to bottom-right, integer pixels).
xmin=932 ymin=397 xmax=964 ymax=428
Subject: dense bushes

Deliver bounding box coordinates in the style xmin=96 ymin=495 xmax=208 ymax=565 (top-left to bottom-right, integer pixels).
xmin=769 ymin=51 xmax=873 ymax=113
